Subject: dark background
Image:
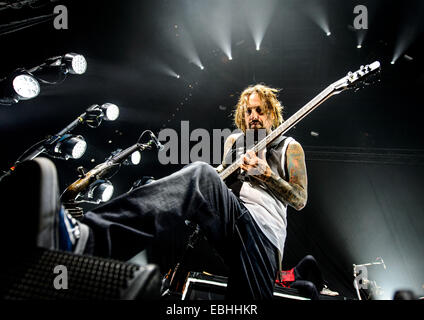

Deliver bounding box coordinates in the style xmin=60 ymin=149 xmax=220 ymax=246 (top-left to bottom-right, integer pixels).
xmin=1 ymin=0 xmax=423 ymax=300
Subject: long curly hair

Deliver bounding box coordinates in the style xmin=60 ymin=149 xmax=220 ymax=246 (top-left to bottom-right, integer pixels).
xmin=233 ymin=84 xmax=284 ymax=133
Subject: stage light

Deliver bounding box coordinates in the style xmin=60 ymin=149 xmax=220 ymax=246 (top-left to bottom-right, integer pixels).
xmin=391 ymin=61 xmax=395 ymax=65
xmin=52 ymin=134 xmax=87 ymax=160
xmin=229 ymin=56 xmax=233 ymax=61
xmin=12 ymin=73 xmax=40 ymax=100
xmin=176 ymin=74 xmax=180 ymax=78
xmin=302 ymin=2 xmax=331 ymax=39
xmin=130 ymin=150 xmax=141 ymax=165
xmin=357 ymin=45 xmax=362 ymax=49
xmin=28 ymin=52 xmax=87 ymax=79
xmin=200 ymin=66 xmax=204 ymax=70
xmin=84 ymin=103 xmax=120 ymax=128
xmin=87 ymin=180 xmax=114 ymax=203
xmin=0 ymin=70 xmax=40 ymax=105
xmin=62 ymin=53 xmax=87 ymax=75
xmin=244 ymin=0 xmax=275 ymax=57
xmin=101 ymin=103 xmax=119 ymax=121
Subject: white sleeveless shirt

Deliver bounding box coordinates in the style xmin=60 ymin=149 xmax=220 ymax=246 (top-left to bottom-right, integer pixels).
xmin=239 ymin=137 xmax=294 ymax=257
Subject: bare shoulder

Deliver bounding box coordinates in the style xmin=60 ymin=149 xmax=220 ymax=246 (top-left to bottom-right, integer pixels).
xmin=286 ymin=140 xmax=305 ymax=157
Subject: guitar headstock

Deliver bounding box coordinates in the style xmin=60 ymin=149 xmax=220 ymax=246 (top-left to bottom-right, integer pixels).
xmin=332 ymin=61 xmax=381 ymax=94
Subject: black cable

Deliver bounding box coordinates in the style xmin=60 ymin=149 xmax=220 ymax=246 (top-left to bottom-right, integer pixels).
xmin=15 ymin=137 xmax=47 ymax=162
xmin=137 ymin=130 xmax=152 ymax=144
xmin=0 ymin=13 xmax=56 ymax=37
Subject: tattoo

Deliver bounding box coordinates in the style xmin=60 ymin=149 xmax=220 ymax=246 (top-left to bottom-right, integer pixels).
xmin=261 ymin=142 xmax=308 ymax=210
xmin=221 ymin=135 xmax=307 ymax=211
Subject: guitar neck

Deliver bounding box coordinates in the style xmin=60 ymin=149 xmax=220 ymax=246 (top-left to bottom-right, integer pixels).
xmin=219 ymin=85 xmax=336 ymax=181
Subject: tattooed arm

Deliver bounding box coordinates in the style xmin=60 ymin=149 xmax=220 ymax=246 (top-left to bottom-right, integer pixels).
xmin=241 ymin=141 xmax=308 ymax=211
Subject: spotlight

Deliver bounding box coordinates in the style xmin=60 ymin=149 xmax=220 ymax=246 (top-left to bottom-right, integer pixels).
xmin=0 ymin=69 xmax=40 ymax=105
xmin=391 ymin=61 xmax=395 ymax=65
xmin=229 ymin=56 xmax=233 ymax=61
xmin=84 ymin=103 xmax=120 ymax=128
xmin=101 ymin=103 xmax=120 ymax=121
xmin=130 ymin=150 xmax=141 ymax=165
xmin=357 ymin=45 xmax=362 ymax=49
xmin=27 ymin=52 xmax=87 ymax=80
xmin=200 ymin=66 xmax=204 ymax=70
xmin=86 ymin=180 xmax=114 ymax=203
xmin=62 ymin=53 xmax=87 ymax=75
xmin=51 ymin=134 xmax=87 ymax=160
xmin=176 ymin=75 xmax=180 ymax=79
xmin=326 ymin=31 xmax=331 ymax=36
xmin=12 ymin=73 xmax=40 ymax=100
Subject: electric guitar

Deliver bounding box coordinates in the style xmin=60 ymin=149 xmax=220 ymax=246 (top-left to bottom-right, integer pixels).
xmin=220 ymin=61 xmax=381 ymax=187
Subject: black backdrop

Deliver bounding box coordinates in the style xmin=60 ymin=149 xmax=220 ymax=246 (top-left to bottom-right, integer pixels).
xmin=1 ymin=0 xmax=423 ymax=300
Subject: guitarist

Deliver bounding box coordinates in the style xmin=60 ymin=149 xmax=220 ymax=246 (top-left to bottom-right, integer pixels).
xmin=36 ymin=84 xmax=308 ymax=300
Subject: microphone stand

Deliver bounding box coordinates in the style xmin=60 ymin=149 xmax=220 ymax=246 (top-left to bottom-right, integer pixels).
xmin=162 ymin=222 xmax=203 ymax=298
xmin=0 ymin=105 xmax=102 ymax=182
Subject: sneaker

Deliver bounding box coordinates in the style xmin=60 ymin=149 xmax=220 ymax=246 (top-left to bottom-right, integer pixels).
xmin=0 ymin=157 xmax=88 ymax=253
xmin=58 ymin=206 xmax=89 ymax=253
xmin=320 ymin=285 xmax=339 ymax=296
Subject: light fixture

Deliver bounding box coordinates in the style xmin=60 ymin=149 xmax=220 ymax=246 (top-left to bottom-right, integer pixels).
xmin=23 ymin=52 xmax=87 ymax=86
xmin=85 ymin=180 xmax=114 ymax=203
xmin=62 ymin=53 xmax=87 ymax=75
xmin=119 ymin=149 xmax=142 ymax=166
xmin=130 ymin=150 xmax=141 ymax=165
xmin=357 ymin=44 xmax=362 ymax=49
xmin=0 ymin=69 xmax=40 ymax=105
xmin=51 ymin=134 xmax=87 ymax=160
xmin=326 ymin=31 xmax=331 ymax=36
xmin=12 ymin=73 xmax=40 ymax=100
xmin=101 ymin=103 xmax=120 ymax=121
xmin=1 ymin=53 xmax=87 ymax=106
xmin=84 ymin=103 xmax=120 ymax=128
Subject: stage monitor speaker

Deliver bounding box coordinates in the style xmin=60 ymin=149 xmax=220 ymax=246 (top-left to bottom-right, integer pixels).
xmin=0 ymin=246 xmax=161 ymax=300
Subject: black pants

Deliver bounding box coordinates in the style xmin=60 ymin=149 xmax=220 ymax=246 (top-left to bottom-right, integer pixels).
xmin=291 ymin=255 xmax=324 ymax=300
xmin=82 ymin=161 xmax=279 ymax=300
